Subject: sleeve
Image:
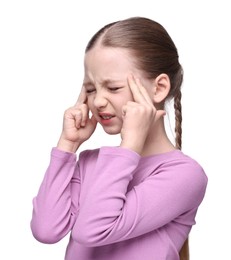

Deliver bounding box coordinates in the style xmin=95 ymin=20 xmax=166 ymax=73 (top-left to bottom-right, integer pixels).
xmin=72 ymin=147 xmax=207 ymax=247
xmin=30 ymin=148 xmax=80 ymax=244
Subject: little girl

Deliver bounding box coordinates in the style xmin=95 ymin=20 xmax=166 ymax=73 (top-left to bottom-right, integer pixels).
xmin=31 ymin=17 xmax=208 ymax=260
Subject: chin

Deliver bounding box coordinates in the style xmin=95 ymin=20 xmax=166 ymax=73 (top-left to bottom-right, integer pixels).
xmin=101 ymin=126 xmax=121 ymax=135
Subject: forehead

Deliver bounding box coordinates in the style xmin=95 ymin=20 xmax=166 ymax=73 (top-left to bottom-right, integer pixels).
xmin=84 ymin=46 xmax=138 ymax=81
xmin=84 ymin=46 xmax=134 ymax=65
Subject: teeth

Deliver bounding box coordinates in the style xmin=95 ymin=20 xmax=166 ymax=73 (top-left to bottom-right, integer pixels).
xmin=102 ymin=116 xmax=112 ymax=119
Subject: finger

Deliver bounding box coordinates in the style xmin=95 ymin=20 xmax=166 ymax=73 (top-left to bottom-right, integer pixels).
xmin=134 ymin=77 xmax=153 ymax=105
xmin=127 ymin=75 xmax=146 ymax=104
xmin=127 ymin=75 xmax=152 ymax=105
xmin=121 ymin=102 xmax=138 ymax=119
xmin=122 ymin=105 xmax=126 ymax=117
xmin=80 ymin=104 xmax=89 ymax=127
xmin=74 ymin=86 xmax=87 ymax=106
xmin=74 ymin=109 xmax=83 ymax=129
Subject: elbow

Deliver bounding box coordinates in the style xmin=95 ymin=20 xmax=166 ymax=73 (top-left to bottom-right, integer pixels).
xmin=30 ymin=219 xmax=62 ymax=244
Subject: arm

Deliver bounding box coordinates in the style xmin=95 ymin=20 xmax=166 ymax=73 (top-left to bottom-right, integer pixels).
xmin=73 ymin=147 xmax=207 ymax=247
xmin=31 ymin=87 xmax=97 ymax=243
xmin=31 ymin=148 xmax=79 ymax=243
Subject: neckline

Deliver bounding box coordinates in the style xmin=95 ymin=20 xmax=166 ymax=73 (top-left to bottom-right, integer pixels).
xmin=140 ymin=149 xmax=182 ymax=161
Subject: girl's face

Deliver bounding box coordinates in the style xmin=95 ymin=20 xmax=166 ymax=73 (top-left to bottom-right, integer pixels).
xmin=83 ymin=46 xmax=153 ymax=135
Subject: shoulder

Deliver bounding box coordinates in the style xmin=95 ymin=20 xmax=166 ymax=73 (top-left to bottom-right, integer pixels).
xmin=164 ymin=150 xmax=208 ymax=206
xmin=163 ymin=150 xmax=208 ymax=188
xmin=156 ymin=150 xmax=208 ymax=209
xmin=174 ymin=151 xmax=208 ymax=185
xmin=152 ymin=150 xmax=207 ymax=179
xmin=144 ymin=150 xmax=208 ymax=206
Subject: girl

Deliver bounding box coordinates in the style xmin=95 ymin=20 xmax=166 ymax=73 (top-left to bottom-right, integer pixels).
xmin=31 ymin=17 xmax=208 ymax=260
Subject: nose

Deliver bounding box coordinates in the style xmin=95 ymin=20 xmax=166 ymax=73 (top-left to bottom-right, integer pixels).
xmin=93 ymin=90 xmax=108 ymax=109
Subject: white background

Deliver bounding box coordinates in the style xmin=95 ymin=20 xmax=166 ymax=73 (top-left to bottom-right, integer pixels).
xmin=0 ymin=0 xmax=230 ymax=259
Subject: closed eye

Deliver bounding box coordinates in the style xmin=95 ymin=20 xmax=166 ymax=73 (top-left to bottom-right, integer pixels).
xmin=108 ymin=87 xmax=122 ymax=92
xmin=86 ymin=88 xmax=96 ymax=94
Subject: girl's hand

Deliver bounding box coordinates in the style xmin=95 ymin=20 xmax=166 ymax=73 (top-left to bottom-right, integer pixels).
xmin=120 ymin=75 xmax=165 ymax=154
xmin=57 ymin=87 xmax=97 ymax=153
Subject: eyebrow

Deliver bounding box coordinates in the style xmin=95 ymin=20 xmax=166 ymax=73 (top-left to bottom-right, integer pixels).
xmin=83 ymin=79 xmax=123 ymax=88
xmin=83 ymin=82 xmax=94 ymax=88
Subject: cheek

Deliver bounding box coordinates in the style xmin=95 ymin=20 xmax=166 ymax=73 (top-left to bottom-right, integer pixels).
xmin=119 ymin=91 xmax=134 ymax=105
xmin=114 ymin=98 xmax=131 ymax=117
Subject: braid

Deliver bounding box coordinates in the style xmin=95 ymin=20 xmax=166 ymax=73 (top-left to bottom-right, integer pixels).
xmin=174 ymin=81 xmax=190 ymax=260
xmin=180 ymin=239 xmax=189 ymax=260
xmin=174 ymin=88 xmax=182 ymax=150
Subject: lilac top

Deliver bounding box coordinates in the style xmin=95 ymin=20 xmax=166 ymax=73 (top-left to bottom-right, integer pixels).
xmin=31 ymin=147 xmax=207 ymax=260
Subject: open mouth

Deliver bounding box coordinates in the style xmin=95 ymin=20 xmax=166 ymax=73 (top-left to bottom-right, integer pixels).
xmin=98 ymin=113 xmax=115 ymax=124
xmin=100 ymin=115 xmax=114 ymax=120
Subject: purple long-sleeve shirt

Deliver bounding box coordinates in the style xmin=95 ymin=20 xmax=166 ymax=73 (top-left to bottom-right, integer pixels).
xmin=31 ymin=147 xmax=207 ymax=260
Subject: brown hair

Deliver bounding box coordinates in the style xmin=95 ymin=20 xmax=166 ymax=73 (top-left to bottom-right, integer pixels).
xmin=85 ymin=16 xmax=188 ymax=260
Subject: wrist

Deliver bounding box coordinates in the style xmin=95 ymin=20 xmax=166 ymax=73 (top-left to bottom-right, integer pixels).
xmin=57 ymin=138 xmax=81 ymax=153
xmin=120 ymin=140 xmax=144 ymax=155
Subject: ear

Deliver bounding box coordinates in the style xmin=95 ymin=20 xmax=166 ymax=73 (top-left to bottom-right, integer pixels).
xmin=152 ymin=73 xmax=171 ymax=103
